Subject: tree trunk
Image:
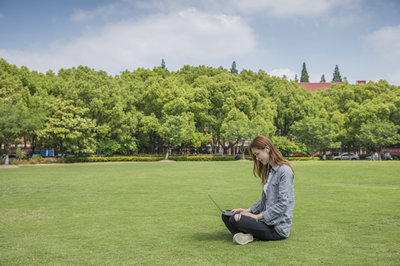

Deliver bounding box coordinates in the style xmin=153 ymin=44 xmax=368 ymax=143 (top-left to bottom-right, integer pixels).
xmin=164 ymin=148 xmax=169 ymax=160
xmin=241 ymin=141 xmax=246 ymax=160
xmin=158 ymin=136 xmax=163 ymax=155
xmin=60 ymin=140 xmax=65 ymax=158
xmin=4 ymin=143 xmax=10 ymax=165
xmin=30 ymin=135 xmax=37 ymax=157
xmin=214 ymin=139 xmax=219 ymax=154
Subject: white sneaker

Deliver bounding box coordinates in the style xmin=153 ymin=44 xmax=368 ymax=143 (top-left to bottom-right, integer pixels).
xmin=233 ymin=233 xmax=254 ymax=245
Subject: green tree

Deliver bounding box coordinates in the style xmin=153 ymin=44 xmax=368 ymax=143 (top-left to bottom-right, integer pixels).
xmin=197 ymin=73 xmax=238 ymax=154
xmin=39 ymin=99 xmax=97 ymax=156
xmin=291 ymin=116 xmax=339 ymax=159
xmin=248 ymin=115 xmax=275 ymax=139
xmin=0 ymin=101 xmax=27 ymax=164
xmin=294 ymin=74 xmax=298 ymax=82
xmin=230 ymin=61 xmax=238 ymax=75
xmin=0 ymin=64 xmax=24 ymax=105
xmin=159 ymin=114 xmax=196 ymax=159
xmin=332 ymin=65 xmax=342 ymax=82
xmin=359 ymin=121 xmax=400 ymax=157
xmin=61 ymin=66 xmax=138 ymax=155
xmin=21 ymin=100 xmax=47 ymax=157
xmin=220 ymin=108 xmax=251 ymax=157
xmin=190 ymin=132 xmax=211 ymax=153
xmin=271 ymin=136 xmax=306 ymax=157
xmin=138 ymin=113 xmax=160 ymax=154
xmin=161 ymin=59 xmax=166 ymax=69
xmin=300 ymin=62 xmax=309 ymax=82
xmin=2 ymin=57 xmax=399 ymax=160
xmin=269 ymin=80 xmax=316 ymax=136
xmin=320 ymin=74 xmax=326 ymax=82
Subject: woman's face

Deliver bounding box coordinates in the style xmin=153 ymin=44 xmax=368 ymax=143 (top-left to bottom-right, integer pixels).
xmin=251 ymin=147 xmax=270 ymax=165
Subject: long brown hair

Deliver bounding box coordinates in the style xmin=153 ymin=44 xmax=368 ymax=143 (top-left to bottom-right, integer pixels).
xmin=248 ymin=136 xmax=294 ymax=184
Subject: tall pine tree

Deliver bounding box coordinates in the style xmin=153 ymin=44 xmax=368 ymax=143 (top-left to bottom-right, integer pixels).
xmin=230 ymin=61 xmax=238 ymax=75
xmin=300 ymin=62 xmax=309 ymax=82
xmin=332 ymin=65 xmax=342 ymax=82
xmin=161 ymin=59 xmax=166 ymax=69
xmin=294 ymin=74 xmax=299 ymax=82
xmin=320 ymin=74 xmax=326 ymax=82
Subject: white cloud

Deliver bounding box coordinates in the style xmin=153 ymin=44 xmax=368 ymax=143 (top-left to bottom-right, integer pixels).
xmin=0 ymin=9 xmax=256 ymax=74
xmin=71 ymin=2 xmax=124 ymax=21
xmin=386 ymin=69 xmax=400 ymax=85
xmin=232 ymin=0 xmax=331 ymax=17
xmin=104 ymin=0 xmax=362 ymax=19
xmin=135 ymin=0 xmax=193 ymax=11
xmin=232 ymin=0 xmax=362 ymax=17
xmin=365 ymin=25 xmax=400 ymax=84
xmin=327 ymin=13 xmax=357 ymax=26
xmin=133 ymin=0 xmax=361 ymax=18
xmin=269 ymin=68 xmax=298 ymax=80
xmin=365 ymin=25 xmax=400 ymax=59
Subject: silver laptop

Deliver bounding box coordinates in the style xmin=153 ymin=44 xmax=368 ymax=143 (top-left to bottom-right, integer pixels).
xmin=207 ymin=193 xmax=235 ymax=216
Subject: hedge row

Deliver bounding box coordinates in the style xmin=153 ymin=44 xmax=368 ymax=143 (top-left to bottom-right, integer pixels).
xmin=287 ymin=156 xmax=320 ymax=161
xmin=5 ymin=155 xmax=319 ymax=165
xmin=64 ymin=156 xmax=164 ymax=163
xmin=168 ymin=155 xmax=240 ymax=161
xmin=63 ymin=155 xmax=318 ymax=163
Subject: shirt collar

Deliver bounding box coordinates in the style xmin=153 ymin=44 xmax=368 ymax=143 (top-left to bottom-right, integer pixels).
xmin=271 ymin=165 xmax=279 ymax=173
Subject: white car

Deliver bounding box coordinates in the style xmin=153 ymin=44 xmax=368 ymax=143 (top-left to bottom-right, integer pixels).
xmin=333 ymin=153 xmax=359 ymax=160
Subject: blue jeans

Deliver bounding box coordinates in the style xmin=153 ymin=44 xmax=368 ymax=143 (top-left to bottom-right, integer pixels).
xmin=222 ymin=213 xmax=285 ymax=241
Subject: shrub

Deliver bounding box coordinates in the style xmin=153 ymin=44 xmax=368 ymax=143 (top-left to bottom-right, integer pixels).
xmin=286 ymin=156 xmax=319 ymax=161
xmin=16 ymin=148 xmax=26 ymax=160
xmin=10 ymin=157 xmax=62 ymax=165
xmin=11 ymin=155 xmax=319 ymax=164
xmin=168 ymin=155 xmax=238 ymax=161
xmin=31 ymin=154 xmax=42 ymax=160
xmin=64 ymin=156 xmax=164 ymax=163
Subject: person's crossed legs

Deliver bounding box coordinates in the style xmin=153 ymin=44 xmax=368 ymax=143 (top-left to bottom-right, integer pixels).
xmin=222 ymin=213 xmax=284 ymax=242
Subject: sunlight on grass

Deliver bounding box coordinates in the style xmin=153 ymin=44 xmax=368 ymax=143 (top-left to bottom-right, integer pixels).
xmin=1 ymin=161 xmax=399 ymax=264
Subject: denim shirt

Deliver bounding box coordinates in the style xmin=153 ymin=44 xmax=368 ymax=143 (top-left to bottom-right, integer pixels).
xmin=249 ymin=164 xmax=295 ymax=238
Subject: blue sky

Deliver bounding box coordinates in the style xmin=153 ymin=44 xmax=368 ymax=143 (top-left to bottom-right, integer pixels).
xmin=1 ymin=0 xmax=400 ymax=84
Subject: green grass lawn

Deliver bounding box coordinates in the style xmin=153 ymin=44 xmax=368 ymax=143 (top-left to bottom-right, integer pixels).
xmin=1 ymin=161 xmax=400 ymax=265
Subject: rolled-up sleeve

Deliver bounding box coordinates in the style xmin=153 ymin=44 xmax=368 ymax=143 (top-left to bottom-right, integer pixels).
xmin=250 ymin=199 xmax=263 ymax=213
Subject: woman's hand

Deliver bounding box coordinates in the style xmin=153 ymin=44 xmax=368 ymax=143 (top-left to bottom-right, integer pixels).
xmin=230 ymin=208 xmax=251 ymax=214
xmin=241 ymin=212 xmax=264 ymax=221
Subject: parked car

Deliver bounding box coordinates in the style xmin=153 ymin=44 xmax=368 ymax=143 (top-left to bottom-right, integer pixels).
xmin=333 ymin=153 xmax=359 ymax=160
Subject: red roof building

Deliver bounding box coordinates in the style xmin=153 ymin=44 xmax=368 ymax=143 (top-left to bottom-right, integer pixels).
xmin=297 ymin=82 xmax=344 ymax=92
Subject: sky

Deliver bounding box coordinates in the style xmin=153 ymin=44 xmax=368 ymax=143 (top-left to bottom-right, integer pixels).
xmin=0 ymin=0 xmax=400 ymax=85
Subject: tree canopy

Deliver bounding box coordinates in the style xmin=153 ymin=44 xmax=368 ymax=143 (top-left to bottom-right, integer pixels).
xmin=1 ymin=58 xmax=399 ymax=160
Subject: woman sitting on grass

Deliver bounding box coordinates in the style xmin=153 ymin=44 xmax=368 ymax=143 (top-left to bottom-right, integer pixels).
xmin=222 ymin=135 xmax=295 ymax=245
